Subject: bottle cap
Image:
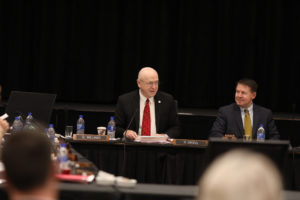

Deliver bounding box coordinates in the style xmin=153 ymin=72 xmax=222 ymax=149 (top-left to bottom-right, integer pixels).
xmin=79 ymin=115 xmax=83 ymax=118
xmin=110 ymin=116 xmax=114 ymax=120
xmin=259 ymin=124 xmax=264 ymax=127
xmin=60 ymin=143 xmax=66 ymax=147
xmin=28 ymin=112 xmax=32 ymax=116
xmin=49 ymin=124 xmax=54 ymax=128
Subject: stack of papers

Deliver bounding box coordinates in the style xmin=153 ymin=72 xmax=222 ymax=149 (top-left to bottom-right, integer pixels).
xmin=96 ymin=170 xmax=137 ymax=187
xmin=134 ymin=136 xmax=170 ymax=144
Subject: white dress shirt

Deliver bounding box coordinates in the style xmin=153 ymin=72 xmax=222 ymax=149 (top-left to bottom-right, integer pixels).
xmin=138 ymin=90 xmax=157 ymax=136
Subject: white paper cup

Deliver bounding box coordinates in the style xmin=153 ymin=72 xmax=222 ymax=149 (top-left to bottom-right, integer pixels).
xmin=97 ymin=127 xmax=106 ymax=135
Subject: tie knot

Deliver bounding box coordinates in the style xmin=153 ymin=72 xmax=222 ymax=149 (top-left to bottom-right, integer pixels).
xmin=245 ymin=109 xmax=249 ymax=114
xmin=146 ymin=99 xmax=149 ymax=103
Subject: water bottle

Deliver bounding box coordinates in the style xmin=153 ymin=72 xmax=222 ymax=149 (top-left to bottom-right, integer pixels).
xmin=48 ymin=124 xmax=56 ymax=142
xmin=12 ymin=116 xmax=23 ymax=133
xmin=77 ymin=115 xmax=85 ymax=134
xmin=107 ymin=116 xmax=116 ymax=139
xmin=257 ymin=124 xmax=265 ymax=141
xmin=58 ymin=143 xmax=70 ymax=174
xmin=24 ymin=112 xmax=34 ymax=131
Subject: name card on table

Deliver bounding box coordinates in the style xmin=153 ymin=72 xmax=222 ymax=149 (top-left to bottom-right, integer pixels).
xmin=73 ymin=134 xmax=109 ymax=141
xmin=172 ymin=139 xmax=208 ymax=147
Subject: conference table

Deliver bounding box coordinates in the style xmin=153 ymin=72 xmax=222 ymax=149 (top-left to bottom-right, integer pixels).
xmin=1 ymin=182 xmax=300 ymax=200
xmin=70 ymin=139 xmax=207 ymax=185
xmin=69 ymin=138 xmax=300 ymax=190
xmin=1 ymin=139 xmax=300 ymax=200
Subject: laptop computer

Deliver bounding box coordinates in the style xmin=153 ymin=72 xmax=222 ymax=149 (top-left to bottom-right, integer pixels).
xmin=5 ymin=91 xmax=56 ymax=125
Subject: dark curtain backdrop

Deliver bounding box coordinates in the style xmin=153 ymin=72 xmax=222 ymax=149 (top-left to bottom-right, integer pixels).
xmin=0 ymin=0 xmax=299 ymax=112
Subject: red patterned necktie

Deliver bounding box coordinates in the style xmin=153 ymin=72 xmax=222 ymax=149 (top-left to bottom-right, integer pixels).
xmin=141 ymin=99 xmax=151 ymax=136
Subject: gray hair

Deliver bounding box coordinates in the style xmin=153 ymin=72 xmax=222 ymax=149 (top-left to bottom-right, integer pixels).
xmin=198 ymin=149 xmax=284 ymax=200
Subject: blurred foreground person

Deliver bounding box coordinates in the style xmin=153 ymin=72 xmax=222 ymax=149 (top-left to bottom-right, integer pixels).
xmin=198 ymin=149 xmax=284 ymax=200
xmin=0 ymin=118 xmax=9 ymax=142
xmin=2 ymin=130 xmax=58 ymax=200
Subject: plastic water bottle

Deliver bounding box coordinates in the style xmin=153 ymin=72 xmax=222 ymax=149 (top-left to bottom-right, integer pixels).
xmin=77 ymin=115 xmax=85 ymax=134
xmin=12 ymin=116 xmax=23 ymax=133
xmin=58 ymin=143 xmax=70 ymax=174
xmin=24 ymin=112 xmax=34 ymax=131
xmin=48 ymin=124 xmax=56 ymax=142
xmin=257 ymin=124 xmax=265 ymax=141
xmin=107 ymin=116 xmax=116 ymax=139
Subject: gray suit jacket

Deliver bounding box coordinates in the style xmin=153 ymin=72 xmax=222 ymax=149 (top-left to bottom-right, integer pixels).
xmin=210 ymin=103 xmax=280 ymax=139
xmin=114 ymin=90 xmax=180 ymax=138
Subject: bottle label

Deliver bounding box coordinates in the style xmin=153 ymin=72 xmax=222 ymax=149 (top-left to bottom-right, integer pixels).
xmin=107 ymin=125 xmax=115 ymax=132
xmin=77 ymin=124 xmax=85 ymax=130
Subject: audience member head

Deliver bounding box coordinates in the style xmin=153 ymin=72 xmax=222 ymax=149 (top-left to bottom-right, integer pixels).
xmin=198 ymin=149 xmax=284 ymax=200
xmin=1 ymin=129 xmax=57 ymax=200
xmin=235 ymin=78 xmax=257 ymax=108
xmin=137 ymin=67 xmax=159 ymax=98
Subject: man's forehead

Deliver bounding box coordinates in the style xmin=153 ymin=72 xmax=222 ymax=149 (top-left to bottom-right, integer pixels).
xmin=236 ymin=84 xmax=253 ymax=92
xmin=140 ymin=73 xmax=158 ymax=81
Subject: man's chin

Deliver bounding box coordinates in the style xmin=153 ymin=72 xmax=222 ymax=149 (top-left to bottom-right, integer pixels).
xmin=235 ymin=101 xmax=243 ymax=107
xmin=150 ymin=92 xmax=157 ymax=97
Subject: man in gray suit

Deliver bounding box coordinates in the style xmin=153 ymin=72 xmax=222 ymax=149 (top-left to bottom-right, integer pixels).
xmin=210 ymin=79 xmax=279 ymax=140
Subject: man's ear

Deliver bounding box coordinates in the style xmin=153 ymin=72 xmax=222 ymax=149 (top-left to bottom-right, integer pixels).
xmin=50 ymin=160 xmax=58 ymax=176
xmin=251 ymin=92 xmax=257 ymax=100
xmin=137 ymin=79 xmax=141 ymax=89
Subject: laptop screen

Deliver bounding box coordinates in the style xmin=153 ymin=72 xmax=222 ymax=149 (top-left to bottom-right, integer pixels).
xmin=5 ymin=91 xmax=56 ymax=125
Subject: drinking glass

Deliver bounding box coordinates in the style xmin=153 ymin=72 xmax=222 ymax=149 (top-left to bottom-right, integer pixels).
xmin=65 ymin=125 xmax=73 ymax=138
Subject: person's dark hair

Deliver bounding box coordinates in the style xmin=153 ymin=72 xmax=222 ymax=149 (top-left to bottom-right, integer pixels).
xmin=1 ymin=130 xmax=53 ymax=191
xmin=237 ymin=79 xmax=258 ymax=92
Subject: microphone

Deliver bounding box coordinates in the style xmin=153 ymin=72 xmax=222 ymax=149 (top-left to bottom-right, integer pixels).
xmin=121 ymin=106 xmax=139 ymax=177
xmin=123 ymin=106 xmax=139 ymax=140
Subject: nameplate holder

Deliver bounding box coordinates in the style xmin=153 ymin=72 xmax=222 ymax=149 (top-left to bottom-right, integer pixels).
xmin=73 ymin=134 xmax=109 ymax=141
xmin=172 ymin=139 xmax=208 ymax=147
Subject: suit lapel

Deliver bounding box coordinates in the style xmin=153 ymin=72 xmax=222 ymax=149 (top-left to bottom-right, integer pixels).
xmin=135 ymin=91 xmax=140 ymax=132
xmin=252 ymin=104 xmax=258 ymax=138
xmin=154 ymin=92 xmax=161 ymax=131
xmin=234 ymin=104 xmax=244 ymax=137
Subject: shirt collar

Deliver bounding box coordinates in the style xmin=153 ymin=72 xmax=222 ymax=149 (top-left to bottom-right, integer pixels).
xmin=139 ymin=90 xmax=154 ymax=104
xmin=239 ymin=103 xmax=253 ymax=112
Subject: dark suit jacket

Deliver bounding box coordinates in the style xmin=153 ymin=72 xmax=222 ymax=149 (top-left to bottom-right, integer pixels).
xmin=210 ymin=103 xmax=280 ymax=139
xmin=114 ymin=90 xmax=180 ymax=138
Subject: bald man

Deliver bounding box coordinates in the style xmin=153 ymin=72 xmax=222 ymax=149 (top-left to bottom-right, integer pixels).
xmin=115 ymin=67 xmax=180 ymax=140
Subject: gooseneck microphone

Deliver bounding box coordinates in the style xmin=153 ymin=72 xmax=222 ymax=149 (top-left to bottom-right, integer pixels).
xmin=123 ymin=106 xmax=139 ymax=140
xmin=122 ymin=105 xmax=139 ymax=176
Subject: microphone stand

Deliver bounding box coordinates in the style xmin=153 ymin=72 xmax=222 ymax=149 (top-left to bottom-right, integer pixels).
xmin=122 ymin=106 xmax=139 ymax=176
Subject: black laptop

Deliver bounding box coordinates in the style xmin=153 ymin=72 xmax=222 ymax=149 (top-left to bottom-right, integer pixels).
xmin=5 ymin=91 xmax=56 ymax=125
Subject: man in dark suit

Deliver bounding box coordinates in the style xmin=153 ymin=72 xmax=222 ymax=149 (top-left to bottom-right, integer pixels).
xmin=210 ymin=79 xmax=279 ymax=140
xmin=115 ymin=67 xmax=180 ymax=140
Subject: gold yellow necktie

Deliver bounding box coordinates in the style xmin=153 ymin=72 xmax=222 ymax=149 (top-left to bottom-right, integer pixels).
xmin=244 ymin=109 xmax=252 ymax=139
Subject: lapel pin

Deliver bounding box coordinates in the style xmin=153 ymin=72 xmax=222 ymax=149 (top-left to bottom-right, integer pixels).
xmin=158 ymin=100 xmax=161 ymax=104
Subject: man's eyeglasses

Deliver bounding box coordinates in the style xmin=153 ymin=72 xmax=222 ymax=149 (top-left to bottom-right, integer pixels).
xmin=141 ymin=80 xmax=159 ymax=87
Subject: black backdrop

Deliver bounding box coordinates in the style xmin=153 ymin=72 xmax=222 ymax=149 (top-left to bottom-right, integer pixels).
xmin=1 ymin=0 xmax=300 ymax=112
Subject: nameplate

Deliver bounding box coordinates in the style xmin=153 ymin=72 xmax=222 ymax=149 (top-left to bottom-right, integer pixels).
xmin=73 ymin=134 xmax=109 ymax=141
xmin=172 ymin=139 xmax=208 ymax=147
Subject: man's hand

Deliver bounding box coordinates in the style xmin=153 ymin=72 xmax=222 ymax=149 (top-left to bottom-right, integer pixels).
xmin=223 ymin=134 xmax=237 ymax=140
xmin=0 ymin=119 xmax=9 ymax=141
xmin=125 ymin=130 xmax=138 ymax=140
